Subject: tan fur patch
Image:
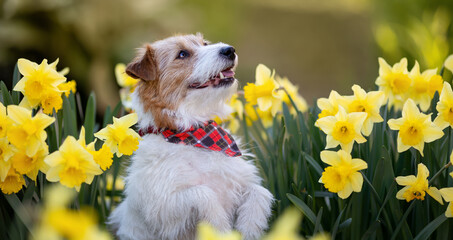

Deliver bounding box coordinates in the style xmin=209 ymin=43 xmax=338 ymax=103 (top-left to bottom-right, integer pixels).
xmin=133 ymin=34 xmax=205 ymax=129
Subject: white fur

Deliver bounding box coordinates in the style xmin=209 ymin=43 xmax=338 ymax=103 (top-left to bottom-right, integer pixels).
xmin=109 ymin=35 xmax=273 ymax=240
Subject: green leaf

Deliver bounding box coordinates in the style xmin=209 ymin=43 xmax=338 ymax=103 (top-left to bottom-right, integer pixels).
xmin=63 ymin=96 xmax=78 ymax=138
xmin=313 ymin=207 xmax=324 ymax=234
xmin=4 ymin=194 xmax=34 ymax=238
xmin=287 ymin=193 xmax=317 ymax=225
xmin=413 ymin=214 xmax=448 ymax=240
xmin=0 ymin=81 xmax=13 ymax=105
xmin=83 ymin=93 xmax=96 ymax=143
xmin=331 ymin=205 xmax=347 ymax=239
xmin=11 ymin=63 xmax=21 ymax=104
xmin=361 ymin=220 xmax=381 ymax=240
xmin=302 ymin=151 xmax=323 ymax=176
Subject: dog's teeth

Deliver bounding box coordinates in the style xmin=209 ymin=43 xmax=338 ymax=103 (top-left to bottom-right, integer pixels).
xmin=219 ymin=72 xmax=225 ymax=79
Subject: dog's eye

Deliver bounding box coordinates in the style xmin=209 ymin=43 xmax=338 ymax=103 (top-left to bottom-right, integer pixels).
xmin=176 ymin=50 xmax=190 ymax=59
xmin=203 ymin=42 xmax=208 ymax=46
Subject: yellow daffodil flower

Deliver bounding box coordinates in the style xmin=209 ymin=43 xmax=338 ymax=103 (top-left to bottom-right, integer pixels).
xmin=434 ymin=82 xmax=453 ymax=130
xmin=315 ymin=106 xmax=367 ymax=153
xmin=0 ymin=137 xmax=15 ymax=181
xmin=244 ymin=103 xmax=274 ymax=128
xmin=376 ymin=58 xmax=412 ymax=110
xmin=215 ymin=94 xmax=244 ymax=134
xmin=11 ymin=146 xmax=49 ymax=181
xmin=388 ymin=99 xmax=444 ymax=156
xmin=317 ymin=90 xmax=342 ymax=119
xmin=428 ymin=74 xmax=443 ymax=99
xmin=116 ymin=63 xmax=138 ymax=112
xmin=115 ymin=63 xmax=139 ymax=88
xmin=0 ymin=102 xmax=11 ymax=138
xmin=439 ymin=188 xmax=453 ymax=218
xmin=340 ymin=85 xmax=385 ymax=136
xmin=7 ymin=105 xmax=55 ymax=157
xmin=58 ymin=80 xmax=77 ymax=97
xmin=78 ymin=127 xmax=114 ymax=171
xmin=244 ymin=64 xmax=282 ymax=115
xmin=396 ymin=163 xmax=443 ymax=204
xmin=197 ymin=222 xmax=241 ymax=240
xmin=45 ymin=136 xmax=103 ymax=191
xmin=94 ymin=113 xmax=141 ymax=157
xmin=445 ymin=54 xmax=453 ymax=74
xmin=408 ymin=61 xmax=438 ymax=111
xmin=319 ymin=150 xmax=367 ymax=199
xmin=40 ymin=91 xmax=63 ymax=115
xmin=0 ymin=167 xmax=25 ymax=194
xmin=14 ymin=58 xmax=66 ymax=109
xmin=276 ymin=76 xmax=308 ymax=114
xmin=263 ymin=208 xmax=303 ymax=240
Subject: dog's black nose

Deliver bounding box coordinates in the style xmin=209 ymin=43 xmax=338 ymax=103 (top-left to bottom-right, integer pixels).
xmin=220 ymin=46 xmax=236 ymax=61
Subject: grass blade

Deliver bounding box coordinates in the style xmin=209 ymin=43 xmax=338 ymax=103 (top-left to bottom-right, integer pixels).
xmin=287 ymin=193 xmax=317 ymax=225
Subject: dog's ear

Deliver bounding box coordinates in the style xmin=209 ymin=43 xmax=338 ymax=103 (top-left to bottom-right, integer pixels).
xmin=126 ymin=45 xmax=157 ymax=81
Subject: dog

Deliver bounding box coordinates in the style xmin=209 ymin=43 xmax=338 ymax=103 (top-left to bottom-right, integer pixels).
xmin=108 ymin=33 xmax=273 ymax=240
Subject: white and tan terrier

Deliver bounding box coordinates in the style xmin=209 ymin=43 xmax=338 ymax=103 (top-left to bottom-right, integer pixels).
xmin=108 ymin=33 xmax=273 ymax=240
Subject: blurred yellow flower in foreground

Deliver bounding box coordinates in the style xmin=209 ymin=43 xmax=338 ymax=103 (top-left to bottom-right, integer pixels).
xmin=388 ymin=99 xmax=444 ymax=156
xmin=45 ymin=136 xmax=102 ymax=191
xmin=315 ymin=106 xmax=367 ymax=153
xmin=34 ymin=185 xmax=112 ymax=240
xmin=263 ymin=207 xmax=303 ymax=240
xmin=244 ymin=64 xmax=281 ymax=115
xmin=7 ymin=105 xmax=54 ymax=157
xmin=396 ymin=163 xmax=443 ymax=204
xmin=340 ymin=85 xmax=385 ymax=136
xmin=319 ymin=150 xmax=367 ymax=199
xmin=14 ymin=58 xmax=66 ymax=111
xmin=196 ymin=222 xmax=241 ymax=240
xmin=434 ymin=82 xmax=453 ymax=130
xmin=376 ymin=58 xmax=411 ymax=110
xmin=94 ymin=113 xmax=141 ymax=157
xmin=317 ymin=90 xmax=342 ymax=119
xmin=439 ymin=188 xmax=453 ymax=218
xmin=0 ymin=168 xmax=25 ymax=194
xmin=408 ymin=61 xmax=438 ymax=111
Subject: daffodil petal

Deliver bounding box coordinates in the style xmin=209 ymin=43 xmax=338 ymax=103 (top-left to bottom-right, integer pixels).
xmin=320 ymin=150 xmax=341 ymax=166
xmin=337 ymin=183 xmax=353 ymax=199
xmin=396 ymin=186 xmax=410 ymax=200
xmin=427 ymin=187 xmax=443 ymax=205
xmin=395 ymin=175 xmax=416 ymax=186
xmin=349 ymin=172 xmax=363 ymax=192
xmin=440 ymin=188 xmax=453 ymax=202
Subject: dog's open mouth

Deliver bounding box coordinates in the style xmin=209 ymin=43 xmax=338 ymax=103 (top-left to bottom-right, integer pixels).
xmin=189 ymin=68 xmax=235 ymax=89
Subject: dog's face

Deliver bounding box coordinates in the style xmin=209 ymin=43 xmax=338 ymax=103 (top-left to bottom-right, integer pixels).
xmin=127 ymin=34 xmax=238 ymax=130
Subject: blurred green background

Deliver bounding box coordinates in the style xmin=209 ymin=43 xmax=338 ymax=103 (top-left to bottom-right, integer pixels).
xmin=0 ymin=0 xmax=452 ymax=110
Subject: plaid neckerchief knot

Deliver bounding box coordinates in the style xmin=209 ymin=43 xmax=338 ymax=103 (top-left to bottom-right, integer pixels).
xmin=138 ymin=120 xmax=242 ymax=157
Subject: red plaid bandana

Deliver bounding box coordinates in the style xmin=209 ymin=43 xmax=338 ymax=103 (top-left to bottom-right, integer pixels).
xmin=138 ymin=121 xmax=242 ymax=157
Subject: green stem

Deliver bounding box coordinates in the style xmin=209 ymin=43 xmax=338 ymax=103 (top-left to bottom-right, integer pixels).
xmin=429 ymin=162 xmax=452 ymax=185
xmin=361 ymin=171 xmax=382 ymax=205
xmin=390 ymin=200 xmax=416 ymax=240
